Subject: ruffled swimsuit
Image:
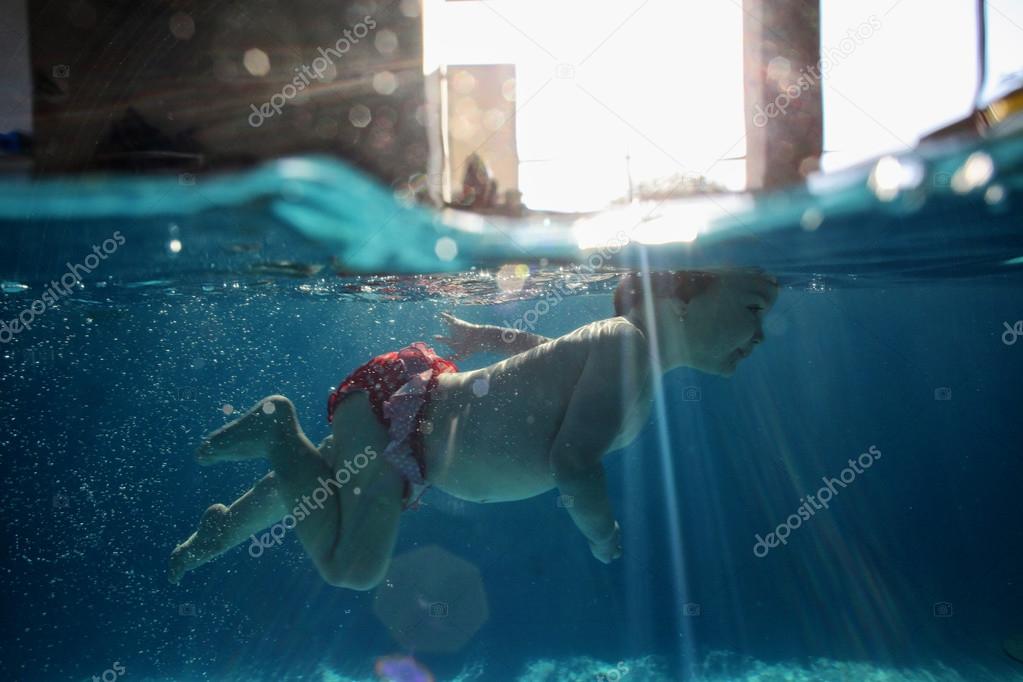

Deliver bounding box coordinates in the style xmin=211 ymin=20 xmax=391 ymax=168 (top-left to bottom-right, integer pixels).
xmin=327 ymin=342 xmax=458 ymax=508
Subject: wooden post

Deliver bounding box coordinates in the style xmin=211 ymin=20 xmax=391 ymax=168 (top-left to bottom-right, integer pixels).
xmin=743 ymin=0 xmax=823 ymax=191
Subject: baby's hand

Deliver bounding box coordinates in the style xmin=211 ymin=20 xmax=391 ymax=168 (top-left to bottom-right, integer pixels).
xmin=433 ymin=312 xmax=489 ymax=360
xmin=589 ymin=521 xmax=623 ymax=564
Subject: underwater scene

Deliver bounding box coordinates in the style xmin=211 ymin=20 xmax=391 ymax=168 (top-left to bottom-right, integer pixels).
xmin=3 ymin=0 xmax=1023 ymax=680
xmin=2 ymin=131 xmax=1023 ymax=682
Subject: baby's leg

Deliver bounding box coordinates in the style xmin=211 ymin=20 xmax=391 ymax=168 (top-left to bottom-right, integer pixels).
xmin=185 ymin=393 xmax=404 ymax=590
xmin=261 ymin=393 xmax=405 ymax=590
xmin=322 ymin=392 xmax=406 ymax=589
xmin=168 ymin=471 xmax=286 ymax=583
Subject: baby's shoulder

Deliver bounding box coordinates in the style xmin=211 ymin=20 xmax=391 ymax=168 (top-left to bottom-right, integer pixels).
xmin=562 ymin=317 xmax=646 ymax=351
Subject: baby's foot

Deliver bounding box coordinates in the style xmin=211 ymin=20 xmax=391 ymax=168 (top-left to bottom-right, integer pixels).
xmin=196 ymin=396 xmax=291 ymax=465
xmin=194 ymin=434 xmax=243 ymax=466
xmin=168 ymin=504 xmax=228 ymax=583
xmin=167 ymin=534 xmax=197 ymax=584
xmin=195 ymin=418 xmax=262 ymax=466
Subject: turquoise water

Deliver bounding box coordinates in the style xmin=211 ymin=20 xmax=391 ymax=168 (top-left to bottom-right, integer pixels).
xmin=1 ymin=131 xmax=1022 ymax=681
xmin=1 ymin=130 xmax=1020 ymax=281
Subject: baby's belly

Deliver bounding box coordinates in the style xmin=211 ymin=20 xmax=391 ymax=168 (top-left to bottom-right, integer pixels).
xmin=421 ymin=392 xmax=563 ymax=502
xmin=420 ymin=365 xmax=577 ymax=503
xmin=427 ymin=450 xmax=557 ymax=503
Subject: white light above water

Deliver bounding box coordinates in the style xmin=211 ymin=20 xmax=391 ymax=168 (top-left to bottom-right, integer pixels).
xmin=951 ymin=152 xmax=995 ymax=194
xmin=421 ymin=0 xmax=746 ymax=211
xmin=496 ymin=264 xmax=529 ymax=292
xmin=571 ymin=194 xmax=753 ymax=249
xmin=868 ymin=156 xmax=924 ymax=202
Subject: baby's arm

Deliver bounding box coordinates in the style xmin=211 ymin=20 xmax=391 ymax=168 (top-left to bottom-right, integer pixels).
xmin=436 ymin=312 xmax=552 ymax=359
xmin=479 ymin=324 xmax=551 ymax=356
xmin=549 ymin=323 xmax=650 ymax=562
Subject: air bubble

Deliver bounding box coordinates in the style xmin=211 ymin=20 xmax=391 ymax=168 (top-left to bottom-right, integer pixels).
xmin=800 ymin=208 xmax=823 ymax=231
xmin=435 ymin=237 xmax=458 ymax=262
xmin=372 ymin=72 xmax=398 ymax=96
xmin=243 ymin=48 xmax=271 ymax=77
xmin=349 ymin=105 xmax=372 ymax=128
xmin=169 ymin=12 xmax=195 ymax=40
xmin=952 ymin=152 xmax=995 ymax=194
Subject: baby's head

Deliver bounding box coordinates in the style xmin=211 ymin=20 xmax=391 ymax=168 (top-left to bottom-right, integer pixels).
xmin=614 ymin=268 xmax=778 ymax=376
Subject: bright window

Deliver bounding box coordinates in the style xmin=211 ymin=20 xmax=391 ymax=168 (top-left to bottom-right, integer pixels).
xmin=820 ymin=0 xmax=1022 ymax=171
xmin=424 ymin=0 xmax=745 ymax=211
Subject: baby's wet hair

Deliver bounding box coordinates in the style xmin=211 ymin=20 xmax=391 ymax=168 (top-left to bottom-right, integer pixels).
xmin=613 ymin=271 xmax=719 ymax=317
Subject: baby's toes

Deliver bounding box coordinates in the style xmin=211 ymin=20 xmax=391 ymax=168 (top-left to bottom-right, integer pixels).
xmin=195 ymin=439 xmax=214 ymax=465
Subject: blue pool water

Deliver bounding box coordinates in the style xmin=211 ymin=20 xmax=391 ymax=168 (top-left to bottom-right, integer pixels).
xmin=1 ymin=131 xmax=1022 ymax=681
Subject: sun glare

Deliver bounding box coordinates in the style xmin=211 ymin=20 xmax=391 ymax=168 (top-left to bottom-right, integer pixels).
xmin=424 ymin=0 xmax=1016 ymax=213
xmin=423 ymin=0 xmax=746 ymax=212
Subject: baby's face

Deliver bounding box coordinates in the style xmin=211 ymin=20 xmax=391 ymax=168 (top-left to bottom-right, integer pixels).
xmin=678 ymin=273 xmax=778 ymax=376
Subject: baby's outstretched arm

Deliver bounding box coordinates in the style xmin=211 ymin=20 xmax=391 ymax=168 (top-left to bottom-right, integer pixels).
xmin=435 ymin=312 xmax=552 ymax=359
xmin=549 ymin=322 xmax=650 ymax=563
